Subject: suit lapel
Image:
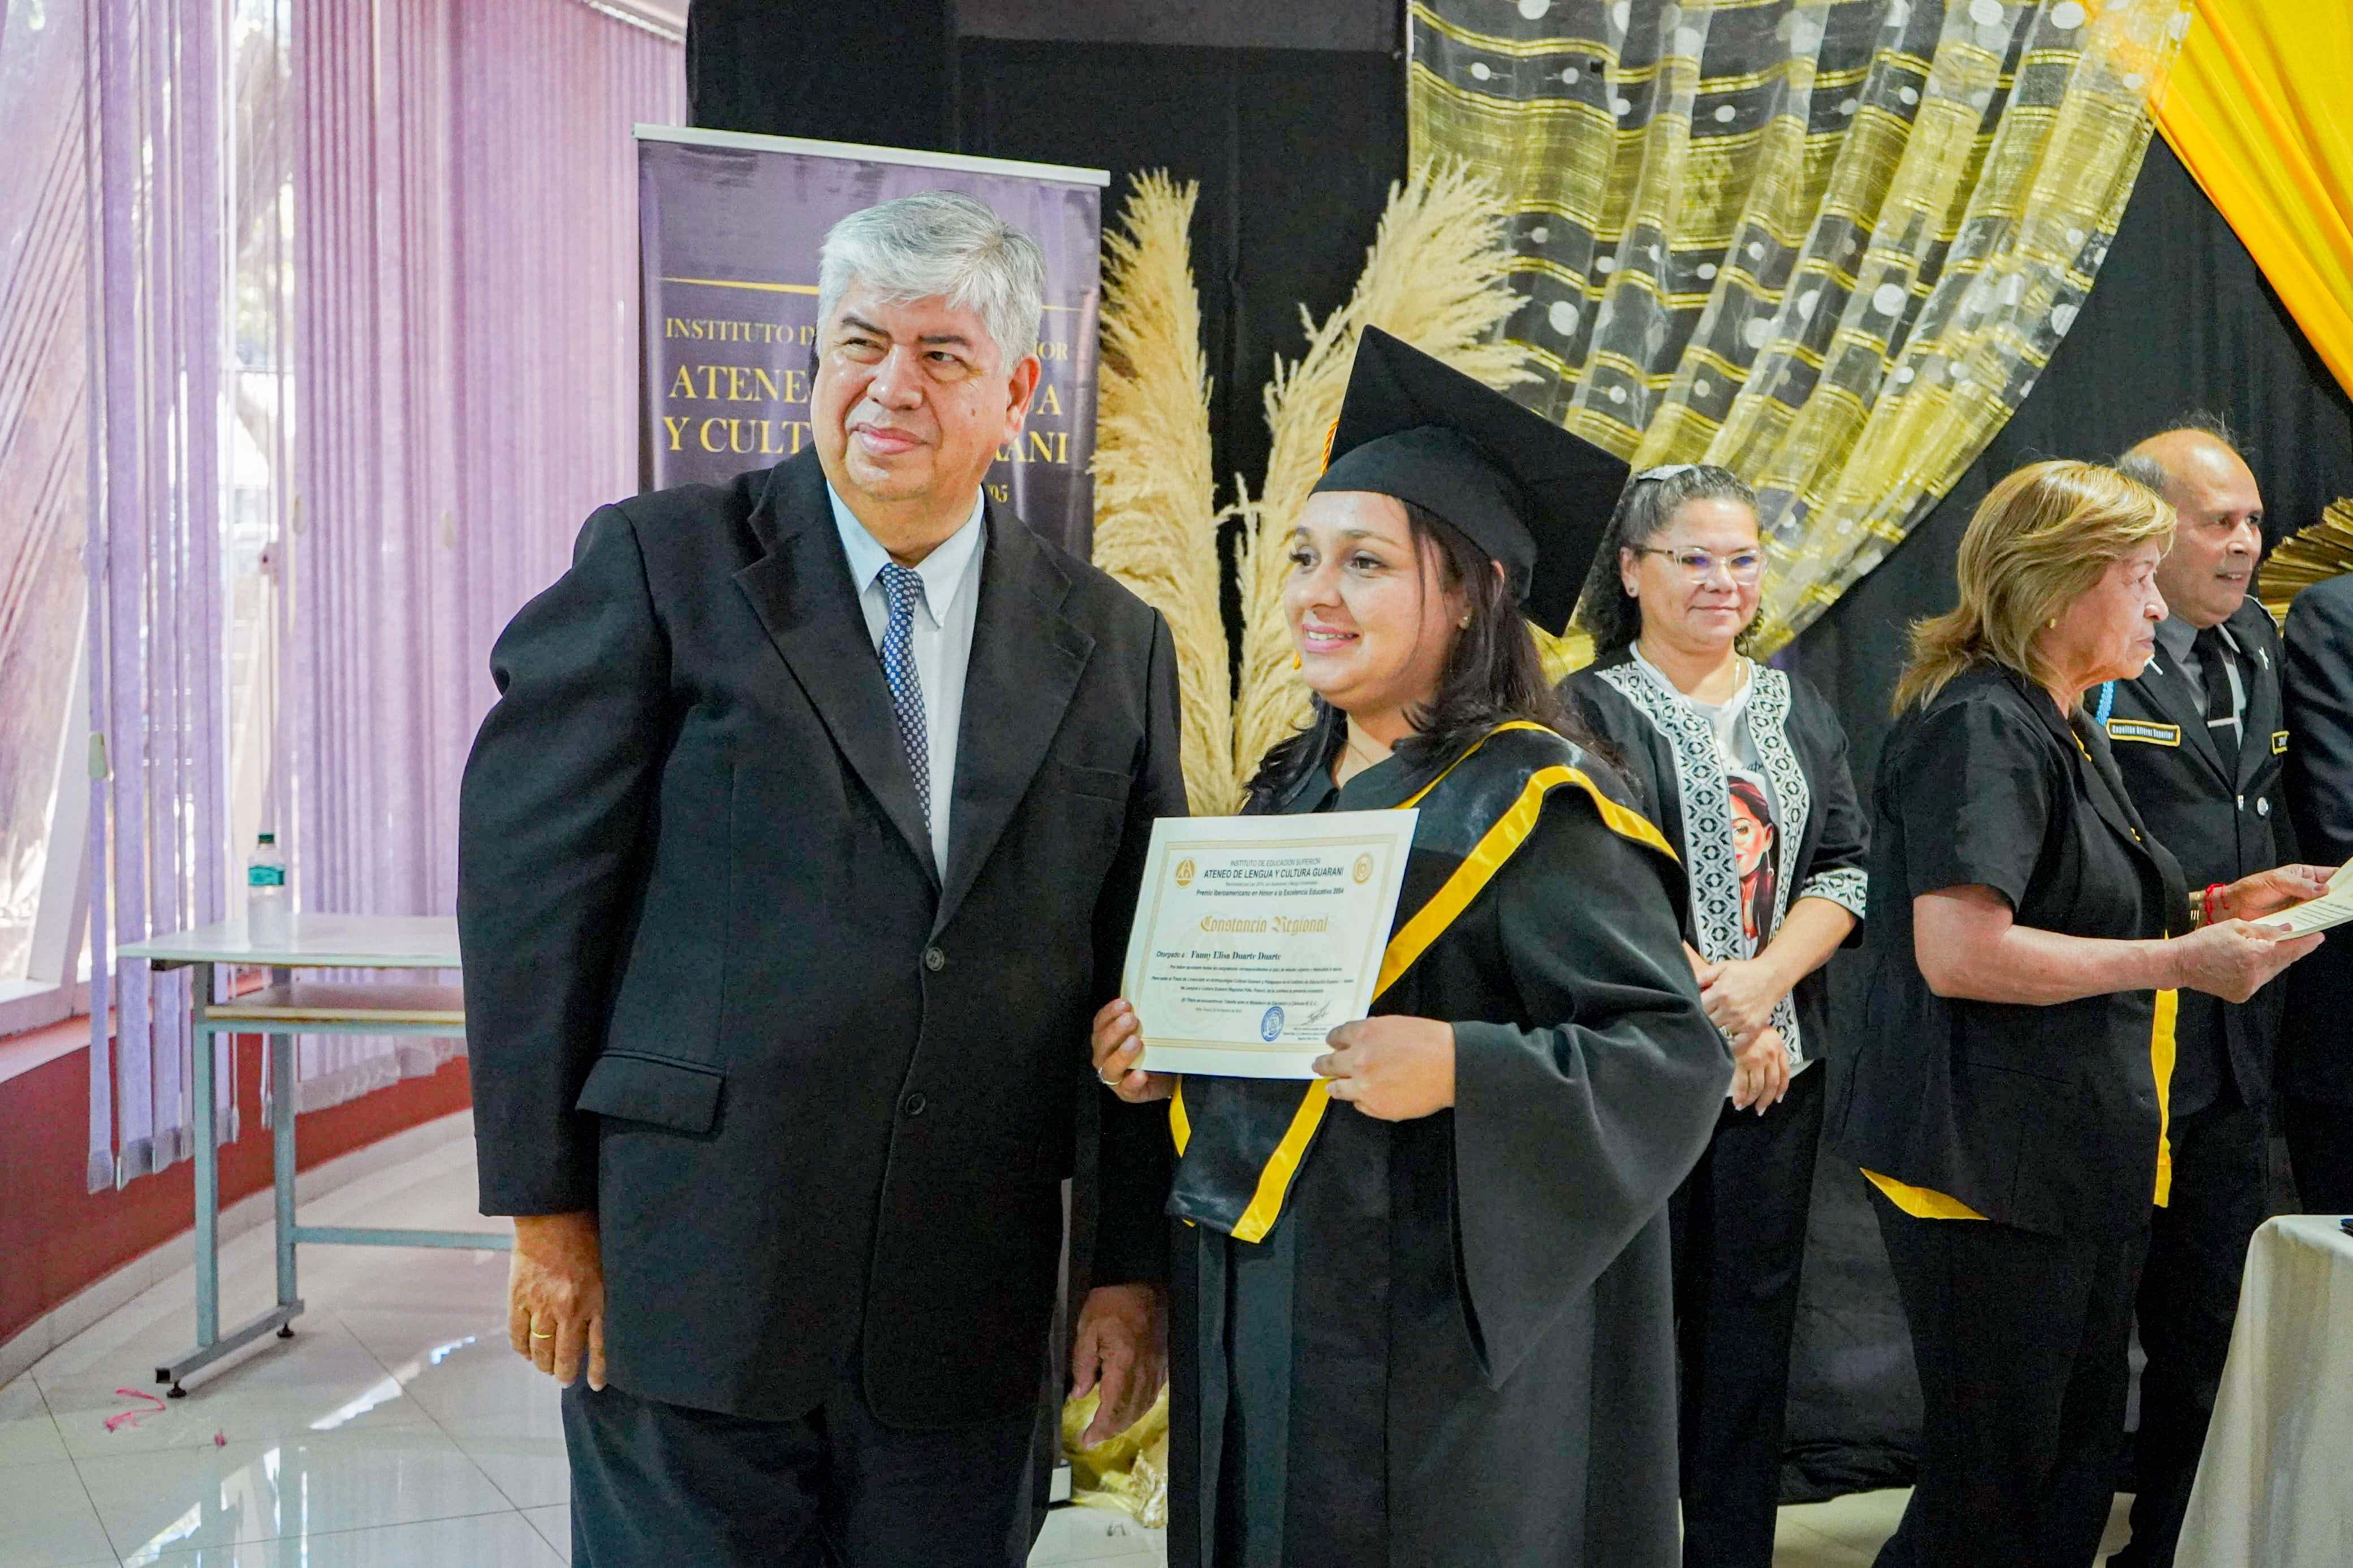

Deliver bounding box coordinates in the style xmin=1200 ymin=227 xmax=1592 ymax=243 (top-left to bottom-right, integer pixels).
xmin=2132 ymin=643 xmax=2231 ymax=787
xmin=732 ymin=451 xmax=939 ymax=884
xmin=936 ymin=508 xmax=1094 ymax=932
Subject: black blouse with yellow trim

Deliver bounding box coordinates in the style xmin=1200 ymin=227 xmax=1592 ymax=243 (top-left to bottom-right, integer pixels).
xmin=1826 ymin=663 xmax=2189 ymax=1240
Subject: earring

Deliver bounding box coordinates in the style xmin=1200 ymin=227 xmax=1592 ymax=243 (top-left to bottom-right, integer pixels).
xmin=2046 ymin=617 xmax=2058 ymax=628
xmin=1458 ymin=612 xmax=1472 ymax=629
xmin=1291 ymin=651 xmax=1302 ymax=669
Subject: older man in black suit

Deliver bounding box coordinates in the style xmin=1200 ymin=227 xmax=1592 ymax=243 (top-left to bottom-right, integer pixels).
xmin=2102 ymin=424 xmax=2295 ymax=1568
xmin=458 ymin=191 xmax=1184 ymax=1568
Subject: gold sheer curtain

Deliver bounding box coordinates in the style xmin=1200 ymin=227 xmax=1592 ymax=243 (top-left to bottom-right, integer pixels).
xmin=1410 ymin=0 xmax=2191 ymax=653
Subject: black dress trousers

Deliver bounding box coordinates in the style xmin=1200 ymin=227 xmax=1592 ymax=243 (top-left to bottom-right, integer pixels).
xmin=2113 ymin=1088 xmax=2269 ymax=1568
xmin=1869 ymin=1190 xmax=2148 ymax=1568
xmin=562 ymin=1361 xmax=1040 ymax=1568
xmin=1670 ymin=1062 xmax=1825 ymax=1568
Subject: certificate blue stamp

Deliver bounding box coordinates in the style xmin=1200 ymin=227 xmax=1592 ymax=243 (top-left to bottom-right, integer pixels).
xmin=1260 ymin=1005 xmax=1285 ymax=1042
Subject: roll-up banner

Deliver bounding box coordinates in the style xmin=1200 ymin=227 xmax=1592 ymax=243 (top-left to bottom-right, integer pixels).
xmin=636 ymin=126 xmax=1106 ymax=556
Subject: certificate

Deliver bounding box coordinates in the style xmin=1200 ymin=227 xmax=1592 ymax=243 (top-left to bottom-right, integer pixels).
xmin=2259 ymin=857 xmax=2353 ymax=936
xmin=1120 ymin=809 xmax=1417 ymax=1079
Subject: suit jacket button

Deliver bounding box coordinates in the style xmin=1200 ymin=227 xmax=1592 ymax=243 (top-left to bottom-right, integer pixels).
xmin=924 ymin=946 xmax=946 ymax=972
xmin=902 ymin=1092 xmax=927 ymax=1117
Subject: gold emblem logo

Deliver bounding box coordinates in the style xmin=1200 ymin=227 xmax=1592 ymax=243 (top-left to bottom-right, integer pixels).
xmin=1174 ymin=858 xmax=1196 ymax=887
xmin=1352 ymin=853 xmax=1374 ymax=884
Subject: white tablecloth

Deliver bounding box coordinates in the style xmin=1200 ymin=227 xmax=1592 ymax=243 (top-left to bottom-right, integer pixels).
xmin=2176 ymin=1213 xmax=2353 ymax=1567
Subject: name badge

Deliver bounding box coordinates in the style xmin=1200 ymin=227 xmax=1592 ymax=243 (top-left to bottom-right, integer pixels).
xmin=2107 ymin=718 xmax=2180 ymax=747
xmin=2273 ymin=729 xmax=2290 ymax=755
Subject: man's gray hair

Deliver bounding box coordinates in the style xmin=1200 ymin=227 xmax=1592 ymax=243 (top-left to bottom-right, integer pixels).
xmin=816 ymin=190 xmax=1046 ymax=368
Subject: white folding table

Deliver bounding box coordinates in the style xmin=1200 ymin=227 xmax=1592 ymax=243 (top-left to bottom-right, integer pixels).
xmin=118 ymin=914 xmax=505 ymax=1396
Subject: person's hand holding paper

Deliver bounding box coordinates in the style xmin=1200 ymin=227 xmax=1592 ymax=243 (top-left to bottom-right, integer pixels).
xmin=2247 ymin=858 xmax=2353 ymax=936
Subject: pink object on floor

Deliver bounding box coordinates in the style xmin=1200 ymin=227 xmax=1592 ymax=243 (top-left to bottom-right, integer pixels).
xmin=104 ymin=1388 xmax=167 ymax=1432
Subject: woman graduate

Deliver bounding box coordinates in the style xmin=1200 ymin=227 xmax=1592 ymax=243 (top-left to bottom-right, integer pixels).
xmin=1091 ymin=328 xmax=1733 ymax=1567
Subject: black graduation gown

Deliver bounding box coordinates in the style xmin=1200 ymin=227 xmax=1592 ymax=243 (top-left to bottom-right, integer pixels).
xmin=1167 ymin=723 xmax=1731 ymax=1568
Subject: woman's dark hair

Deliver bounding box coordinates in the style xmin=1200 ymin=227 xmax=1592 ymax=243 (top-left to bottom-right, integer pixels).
xmin=1243 ymin=499 xmax=1595 ymax=806
xmin=1571 ymin=464 xmax=1761 ymax=656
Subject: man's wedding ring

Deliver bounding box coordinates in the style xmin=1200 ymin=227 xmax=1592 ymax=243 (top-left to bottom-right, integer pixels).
xmin=530 ymin=1329 xmax=555 ymax=1339
xmin=1098 ymin=1071 xmax=1123 ymax=1087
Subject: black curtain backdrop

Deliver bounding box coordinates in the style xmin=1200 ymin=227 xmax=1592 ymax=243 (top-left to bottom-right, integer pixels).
xmin=1777 ymin=133 xmax=2353 ymax=1500
xmin=955 ymin=38 xmax=1407 ymax=506
xmin=686 ymin=0 xmax=958 ymax=152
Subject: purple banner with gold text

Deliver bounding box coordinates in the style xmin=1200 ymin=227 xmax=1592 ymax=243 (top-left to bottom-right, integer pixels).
xmin=637 ymin=127 xmax=1104 ymax=555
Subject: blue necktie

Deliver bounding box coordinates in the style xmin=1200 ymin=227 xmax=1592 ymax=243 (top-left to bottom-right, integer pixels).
xmin=877 ymin=562 xmax=930 ymax=826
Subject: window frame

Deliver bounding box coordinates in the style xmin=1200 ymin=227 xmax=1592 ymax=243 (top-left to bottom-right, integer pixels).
xmin=0 ymin=627 xmax=93 ymax=1039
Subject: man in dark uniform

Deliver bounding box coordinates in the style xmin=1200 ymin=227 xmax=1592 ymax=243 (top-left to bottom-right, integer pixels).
xmin=2102 ymin=424 xmax=2291 ymax=1568
xmin=2279 ymin=572 xmax=2353 ymax=1213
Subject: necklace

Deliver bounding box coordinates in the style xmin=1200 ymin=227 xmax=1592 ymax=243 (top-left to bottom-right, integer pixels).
xmin=1339 ymin=724 xmax=1390 ymax=781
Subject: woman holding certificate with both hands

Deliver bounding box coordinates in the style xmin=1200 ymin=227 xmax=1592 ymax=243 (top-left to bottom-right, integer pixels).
xmin=1826 ymin=460 xmax=2331 ymax=1568
xmin=1091 ymin=329 xmax=1731 ymax=1568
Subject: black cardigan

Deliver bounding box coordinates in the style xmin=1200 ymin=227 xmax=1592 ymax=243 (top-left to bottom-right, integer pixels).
xmin=1563 ymin=648 xmax=1868 ymax=1066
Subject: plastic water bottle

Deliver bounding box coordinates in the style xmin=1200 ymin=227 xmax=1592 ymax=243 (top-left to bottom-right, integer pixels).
xmin=246 ymin=831 xmax=290 ymax=947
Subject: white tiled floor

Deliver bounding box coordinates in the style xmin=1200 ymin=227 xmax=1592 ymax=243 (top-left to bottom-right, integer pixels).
xmin=0 ymin=1131 xmax=2131 ymax=1567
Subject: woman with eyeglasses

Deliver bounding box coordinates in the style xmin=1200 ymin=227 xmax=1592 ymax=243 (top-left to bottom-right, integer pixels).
xmin=1562 ymin=464 xmax=1867 ymax=1568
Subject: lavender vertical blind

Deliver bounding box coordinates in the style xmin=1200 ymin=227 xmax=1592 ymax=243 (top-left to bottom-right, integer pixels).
xmin=283 ymin=1 xmax=680 ymax=1108
xmin=74 ymin=0 xmax=681 ymax=1185
xmin=78 ymin=0 xmax=232 ymax=1188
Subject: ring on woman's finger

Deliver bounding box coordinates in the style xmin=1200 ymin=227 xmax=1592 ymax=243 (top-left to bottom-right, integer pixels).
xmin=529 ymin=1328 xmax=555 ymax=1340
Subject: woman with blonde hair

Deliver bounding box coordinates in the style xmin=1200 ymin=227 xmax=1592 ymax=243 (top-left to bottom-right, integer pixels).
xmin=1825 ymin=460 xmax=2329 ymax=1567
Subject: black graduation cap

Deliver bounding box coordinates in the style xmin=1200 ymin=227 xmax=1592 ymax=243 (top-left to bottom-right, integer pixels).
xmin=1312 ymin=326 xmax=1630 ymax=633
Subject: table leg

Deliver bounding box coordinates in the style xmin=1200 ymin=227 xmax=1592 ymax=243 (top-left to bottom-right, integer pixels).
xmin=191 ymin=965 xmax=219 ymax=1350
xmin=170 ymin=966 xmax=220 ymax=1398
xmin=154 ymin=964 xmax=304 ymax=1394
xmin=273 ymin=1026 xmax=298 ymax=1332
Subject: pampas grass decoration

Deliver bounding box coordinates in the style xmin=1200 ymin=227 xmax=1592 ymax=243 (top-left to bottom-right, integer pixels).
xmin=2257 ymin=497 xmax=2353 ymax=623
xmin=1089 ymin=173 xmax=1240 ymax=814
xmin=1230 ymin=163 xmax=1533 ymax=783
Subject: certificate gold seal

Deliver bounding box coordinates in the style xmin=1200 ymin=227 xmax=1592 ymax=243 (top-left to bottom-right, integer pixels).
xmin=1174 ymin=858 xmax=1197 ymax=887
xmin=1352 ymin=853 xmax=1374 ymax=884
